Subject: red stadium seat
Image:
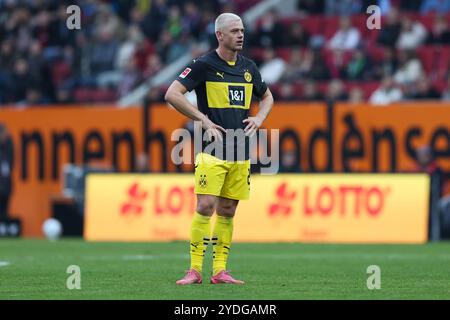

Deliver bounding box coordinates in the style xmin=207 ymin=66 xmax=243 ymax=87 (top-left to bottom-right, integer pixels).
xmin=433 ymin=79 xmax=447 ymax=93
xmin=233 ymin=0 xmax=259 ymax=13
xmin=416 ymin=46 xmax=437 ymax=74
xmin=92 ymin=89 xmax=117 ymax=103
xmin=360 ymin=82 xmax=381 ymax=99
xmin=365 ymin=43 xmax=386 ymax=62
xmin=276 ymin=48 xmax=292 ymax=61
xmin=391 ymin=0 xmax=402 ymax=8
xmin=436 ymin=45 xmax=450 ymax=81
xmin=322 ymin=49 xmax=353 ymax=70
xmin=279 ymin=15 xmax=323 ymax=35
xmin=417 ymin=13 xmax=436 ymax=31
xmin=323 ymin=15 xmax=368 ymax=42
xmin=351 ymin=14 xmax=370 ymax=37
xmin=351 ymin=13 xmax=380 ymax=46
xmin=269 ymin=83 xmax=281 ymax=98
xmin=73 ymin=88 xmax=94 ymax=103
xmin=299 ymin=15 xmax=323 ymax=35
xmin=364 ymin=21 xmax=382 ymax=45
xmin=344 ymin=81 xmax=379 ymax=99
xmin=402 ymin=12 xmax=420 ymax=22
xmin=74 ymin=88 xmax=117 ymax=104
xmin=316 ymin=81 xmax=329 ymax=95
xmin=292 ymin=83 xmax=304 ymax=97
xmin=248 ymin=47 xmax=265 ymax=62
xmin=323 ymin=16 xmax=340 ymax=40
xmin=159 ymin=85 xmax=170 ymax=94
xmin=51 ymin=61 xmax=72 ymax=87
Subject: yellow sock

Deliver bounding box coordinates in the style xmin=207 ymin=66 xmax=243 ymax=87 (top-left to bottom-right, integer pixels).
xmin=212 ymin=215 xmax=234 ymax=276
xmin=190 ymin=212 xmax=211 ymax=273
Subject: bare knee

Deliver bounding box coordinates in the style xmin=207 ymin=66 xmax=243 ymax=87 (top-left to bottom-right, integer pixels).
xmin=217 ymin=198 xmax=239 ymax=217
xmin=196 ymin=195 xmax=217 ymax=216
xmin=217 ymin=207 xmax=236 ymax=218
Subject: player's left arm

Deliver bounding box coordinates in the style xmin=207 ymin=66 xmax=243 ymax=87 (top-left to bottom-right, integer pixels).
xmin=243 ymin=87 xmax=274 ymax=137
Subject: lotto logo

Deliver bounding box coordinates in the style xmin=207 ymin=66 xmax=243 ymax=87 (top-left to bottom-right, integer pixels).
xmin=179 ymin=68 xmax=192 ymax=78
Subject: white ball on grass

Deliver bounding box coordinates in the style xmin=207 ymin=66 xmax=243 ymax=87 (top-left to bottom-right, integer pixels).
xmin=42 ymin=218 xmax=63 ymax=240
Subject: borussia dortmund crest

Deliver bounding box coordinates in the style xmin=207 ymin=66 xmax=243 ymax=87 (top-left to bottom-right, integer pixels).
xmin=199 ymin=174 xmax=207 ymax=188
xmin=244 ymin=71 xmax=252 ymax=82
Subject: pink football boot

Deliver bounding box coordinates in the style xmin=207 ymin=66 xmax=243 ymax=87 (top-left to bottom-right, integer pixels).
xmin=176 ymin=269 xmax=202 ymax=285
xmin=210 ymin=270 xmax=245 ymax=284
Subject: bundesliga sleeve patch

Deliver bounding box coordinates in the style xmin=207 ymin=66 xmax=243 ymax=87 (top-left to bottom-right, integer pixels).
xmin=179 ymin=68 xmax=192 ymax=78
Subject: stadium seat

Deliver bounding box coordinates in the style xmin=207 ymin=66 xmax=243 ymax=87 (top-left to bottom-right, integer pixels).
xmin=417 ymin=13 xmax=436 ymax=31
xmin=249 ymin=47 xmax=265 ymax=62
xmin=351 ymin=14 xmax=371 ymax=37
xmin=359 ymin=82 xmax=381 ymax=99
xmin=302 ymin=15 xmax=324 ymax=35
xmin=73 ymin=88 xmax=117 ymax=104
xmin=233 ymin=0 xmax=260 ymax=13
xmin=364 ymin=43 xmax=386 ymax=62
xmin=390 ymin=0 xmax=402 ymax=8
xmin=402 ymin=12 xmax=420 ymax=22
xmin=436 ymin=46 xmax=450 ymax=81
xmin=364 ymin=18 xmax=382 ymax=45
xmin=73 ymin=88 xmax=94 ymax=103
xmin=323 ymin=16 xmax=341 ymax=40
xmin=51 ymin=61 xmax=72 ymax=87
xmin=316 ymin=81 xmax=329 ymax=95
xmin=280 ymin=15 xmax=323 ymax=36
xmin=322 ymin=49 xmax=353 ymax=70
xmin=293 ymin=83 xmax=304 ymax=98
xmin=416 ymin=46 xmax=437 ymax=74
xmin=341 ymin=81 xmax=380 ymax=99
xmin=276 ymin=48 xmax=292 ymax=61
xmin=432 ymin=79 xmax=446 ymax=94
xmin=92 ymin=89 xmax=117 ymax=103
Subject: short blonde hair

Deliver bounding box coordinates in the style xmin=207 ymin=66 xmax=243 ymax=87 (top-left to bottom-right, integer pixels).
xmin=215 ymin=13 xmax=242 ymax=33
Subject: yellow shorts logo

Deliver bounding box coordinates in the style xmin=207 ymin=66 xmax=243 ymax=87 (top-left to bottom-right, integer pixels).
xmin=244 ymin=71 xmax=252 ymax=83
xmin=199 ymin=174 xmax=207 ymax=188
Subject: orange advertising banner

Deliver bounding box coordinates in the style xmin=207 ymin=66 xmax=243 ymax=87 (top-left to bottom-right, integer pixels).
xmin=0 ymin=102 xmax=447 ymax=237
xmin=0 ymin=103 xmax=326 ymax=236
xmin=84 ymin=173 xmax=429 ymax=243
xmin=334 ymin=102 xmax=450 ymax=173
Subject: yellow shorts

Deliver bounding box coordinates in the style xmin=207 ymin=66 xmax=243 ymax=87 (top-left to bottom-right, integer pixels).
xmin=194 ymin=152 xmax=251 ymax=200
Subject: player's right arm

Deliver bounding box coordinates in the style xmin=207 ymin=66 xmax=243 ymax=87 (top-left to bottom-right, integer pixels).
xmin=165 ymin=80 xmax=205 ymax=121
xmin=164 ymin=61 xmax=225 ymax=141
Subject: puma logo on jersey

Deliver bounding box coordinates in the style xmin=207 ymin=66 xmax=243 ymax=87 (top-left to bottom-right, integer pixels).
xmin=216 ymin=71 xmax=224 ymax=79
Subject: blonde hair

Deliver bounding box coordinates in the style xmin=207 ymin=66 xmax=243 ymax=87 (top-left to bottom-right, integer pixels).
xmin=215 ymin=13 xmax=242 ymax=33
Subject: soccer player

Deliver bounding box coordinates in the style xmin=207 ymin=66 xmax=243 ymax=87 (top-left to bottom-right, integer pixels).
xmin=165 ymin=13 xmax=274 ymax=285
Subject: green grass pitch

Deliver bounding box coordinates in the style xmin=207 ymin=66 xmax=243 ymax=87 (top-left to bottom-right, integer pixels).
xmin=1 ymin=239 xmax=450 ymax=300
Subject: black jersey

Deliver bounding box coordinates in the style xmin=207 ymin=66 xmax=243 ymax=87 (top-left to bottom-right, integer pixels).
xmin=176 ymin=50 xmax=268 ymax=161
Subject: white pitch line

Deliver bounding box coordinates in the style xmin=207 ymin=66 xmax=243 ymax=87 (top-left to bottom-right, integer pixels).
xmin=122 ymin=255 xmax=155 ymax=261
xmin=229 ymin=252 xmax=450 ymax=260
xmin=0 ymin=261 xmax=11 ymax=267
xmin=81 ymin=253 xmax=190 ymax=261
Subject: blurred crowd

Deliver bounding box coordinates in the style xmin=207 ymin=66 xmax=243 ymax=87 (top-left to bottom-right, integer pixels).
xmin=1 ymin=0 xmax=450 ymax=106
xmin=0 ymin=0 xmax=254 ymax=105
xmin=249 ymin=0 xmax=450 ymax=104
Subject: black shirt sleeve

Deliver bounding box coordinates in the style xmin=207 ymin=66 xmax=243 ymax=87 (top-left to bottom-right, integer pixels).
xmin=251 ymin=62 xmax=268 ymax=99
xmin=176 ymin=59 xmax=207 ymax=92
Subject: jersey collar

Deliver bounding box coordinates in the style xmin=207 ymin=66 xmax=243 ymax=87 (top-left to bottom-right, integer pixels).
xmin=214 ymin=50 xmax=241 ymax=68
